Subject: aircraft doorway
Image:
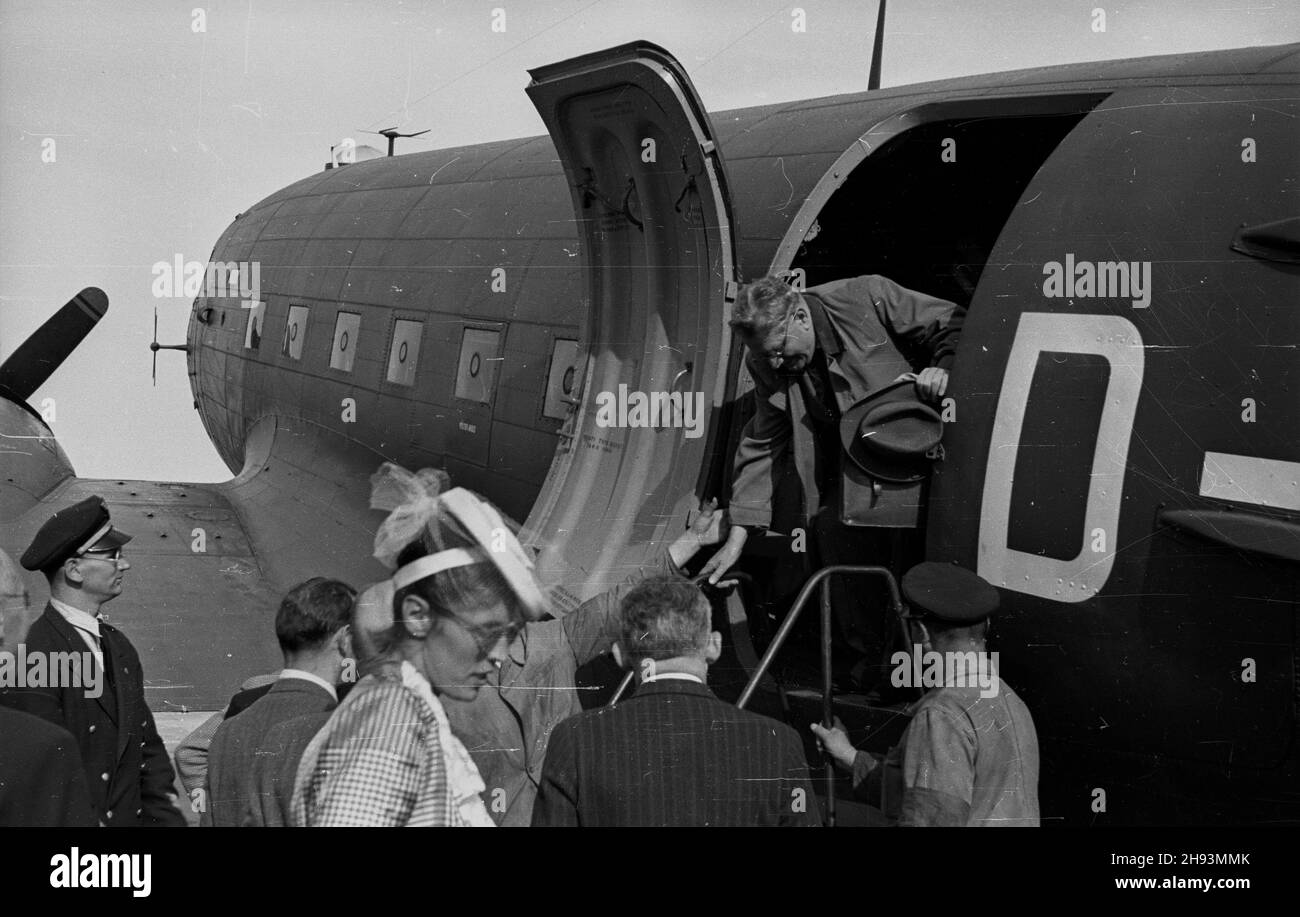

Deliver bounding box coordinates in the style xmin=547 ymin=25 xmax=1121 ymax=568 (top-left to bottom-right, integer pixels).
xmin=721 ymin=95 xmax=1108 ymax=707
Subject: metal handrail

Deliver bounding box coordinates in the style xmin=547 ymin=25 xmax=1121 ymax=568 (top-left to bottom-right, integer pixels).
xmin=735 ymin=564 xmax=903 ymax=827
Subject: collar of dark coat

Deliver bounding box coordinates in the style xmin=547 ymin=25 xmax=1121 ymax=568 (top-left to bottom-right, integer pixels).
xmin=630 ymin=678 xmax=715 ymax=701
xmin=801 ymin=291 xmax=844 ymax=360
xmin=40 ymin=602 xmax=84 ymax=648
xmin=40 ymin=603 xmax=122 ymax=727
xmin=267 ymin=677 xmax=336 ymax=701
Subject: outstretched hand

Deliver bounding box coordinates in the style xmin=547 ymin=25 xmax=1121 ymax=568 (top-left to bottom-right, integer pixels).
xmin=698 ymin=522 xmax=747 ymax=587
xmin=687 ymin=497 xmax=727 ymax=548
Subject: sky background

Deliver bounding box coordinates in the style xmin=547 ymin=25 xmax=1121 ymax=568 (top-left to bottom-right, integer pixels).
xmin=2 ymin=0 xmax=1296 ymax=484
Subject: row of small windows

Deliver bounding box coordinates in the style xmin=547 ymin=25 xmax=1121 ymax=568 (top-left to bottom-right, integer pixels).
xmin=241 ymin=301 xmax=576 ymax=415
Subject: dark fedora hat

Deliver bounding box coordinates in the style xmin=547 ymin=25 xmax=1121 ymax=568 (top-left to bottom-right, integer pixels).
xmin=839 ymin=379 xmax=943 ymax=484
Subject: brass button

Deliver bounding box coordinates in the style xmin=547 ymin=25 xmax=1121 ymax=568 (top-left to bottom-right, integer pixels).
xmin=100 ymin=772 xmax=109 ymax=782
xmin=106 ymin=810 xmax=114 ymax=820
xmin=88 ymin=725 xmax=96 ymax=733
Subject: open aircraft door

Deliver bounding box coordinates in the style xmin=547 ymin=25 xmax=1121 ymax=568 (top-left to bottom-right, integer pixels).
xmin=524 ymin=42 xmax=741 ymax=609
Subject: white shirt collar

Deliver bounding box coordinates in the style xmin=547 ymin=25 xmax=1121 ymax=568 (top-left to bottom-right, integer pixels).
xmin=278 ymin=668 xmax=338 ymax=701
xmin=643 ymin=672 xmax=704 ymax=685
xmin=49 ymin=597 xmax=101 ymax=638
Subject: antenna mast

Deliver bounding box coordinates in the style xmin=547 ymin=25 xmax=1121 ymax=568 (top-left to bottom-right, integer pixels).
xmin=868 ymin=0 xmax=887 ymax=90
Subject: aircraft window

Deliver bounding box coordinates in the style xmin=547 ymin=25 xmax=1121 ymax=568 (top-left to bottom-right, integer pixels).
xmin=455 ymin=328 xmax=501 ymax=404
xmin=283 ymin=305 xmax=309 ymax=360
xmin=386 ymin=320 xmax=423 ymax=386
xmin=543 ymin=339 xmax=579 ymax=420
xmin=329 ymin=311 xmax=361 ymax=372
xmin=243 ymin=300 xmax=266 ymax=351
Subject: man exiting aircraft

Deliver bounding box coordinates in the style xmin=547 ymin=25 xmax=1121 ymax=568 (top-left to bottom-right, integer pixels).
xmin=700 ymin=275 xmax=965 ymax=674
xmin=812 ymin=562 xmax=1040 ymax=826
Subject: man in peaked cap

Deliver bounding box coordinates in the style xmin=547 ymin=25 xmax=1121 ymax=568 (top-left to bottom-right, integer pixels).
xmin=0 ymin=496 xmax=185 ymax=826
xmin=812 ymin=561 xmax=1040 ymax=826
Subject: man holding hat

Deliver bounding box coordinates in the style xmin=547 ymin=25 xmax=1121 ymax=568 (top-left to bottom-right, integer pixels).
xmin=701 ymin=274 xmax=963 ymax=672
xmin=0 ymin=495 xmax=185 ymax=826
xmin=812 ymin=562 xmax=1040 ymax=826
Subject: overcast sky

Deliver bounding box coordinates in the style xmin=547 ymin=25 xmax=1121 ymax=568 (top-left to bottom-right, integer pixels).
xmin=2 ymin=0 xmax=1296 ymax=484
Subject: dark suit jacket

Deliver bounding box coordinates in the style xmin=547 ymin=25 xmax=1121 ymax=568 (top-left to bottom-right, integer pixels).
xmin=206 ymin=678 xmax=336 ymax=826
xmin=532 ymin=679 xmax=821 ymax=826
xmin=0 ymin=604 xmax=184 ymax=826
xmin=0 ymin=705 xmax=96 ymax=826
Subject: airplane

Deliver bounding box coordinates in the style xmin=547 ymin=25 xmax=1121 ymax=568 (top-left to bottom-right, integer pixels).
xmin=2 ymin=36 xmax=1296 ymax=826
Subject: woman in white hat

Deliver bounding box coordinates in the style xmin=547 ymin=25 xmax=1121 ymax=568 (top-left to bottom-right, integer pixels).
xmin=292 ymin=464 xmax=547 ymax=827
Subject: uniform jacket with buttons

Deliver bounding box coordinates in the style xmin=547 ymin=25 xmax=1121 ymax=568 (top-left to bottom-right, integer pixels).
xmin=0 ymin=604 xmax=184 ymax=826
xmin=730 ymin=274 xmax=965 ymax=529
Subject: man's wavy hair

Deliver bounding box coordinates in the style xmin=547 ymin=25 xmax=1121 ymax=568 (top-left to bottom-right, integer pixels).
xmin=729 ymin=276 xmax=803 ymax=341
xmin=619 ymin=573 xmax=711 ymax=662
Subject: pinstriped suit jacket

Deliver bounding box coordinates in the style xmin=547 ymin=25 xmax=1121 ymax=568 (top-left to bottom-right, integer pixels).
xmin=532 ymin=679 xmax=821 ymax=826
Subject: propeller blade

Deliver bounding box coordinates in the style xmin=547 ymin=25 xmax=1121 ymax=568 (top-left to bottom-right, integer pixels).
xmin=0 ymin=287 xmax=108 ymax=402
xmin=152 ymin=308 xmax=158 ymax=387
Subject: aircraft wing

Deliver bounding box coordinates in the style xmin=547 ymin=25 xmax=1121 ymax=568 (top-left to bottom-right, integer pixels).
xmin=2 ymin=421 xmax=399 ymax=714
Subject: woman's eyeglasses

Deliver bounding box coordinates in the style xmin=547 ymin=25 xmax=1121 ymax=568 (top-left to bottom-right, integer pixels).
xmin=443 ymin=610 xmax=525 ymax=658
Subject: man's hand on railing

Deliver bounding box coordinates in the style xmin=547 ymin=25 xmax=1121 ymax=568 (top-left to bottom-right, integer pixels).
xmin=811 ymin=717 xmax=857 ymax=771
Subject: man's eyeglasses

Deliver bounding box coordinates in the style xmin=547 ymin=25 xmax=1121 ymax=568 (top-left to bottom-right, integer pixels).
xmin=443 ymin=610 xmax=524 ymax=659
xmin=78 ymin=549 xmax=125 ymax=565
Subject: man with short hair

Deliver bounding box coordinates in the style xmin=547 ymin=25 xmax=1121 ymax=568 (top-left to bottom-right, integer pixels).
xmin=0 ymin=496 xmax=185 ymax=826
xmin=532 ymin=573 xmax=819 ymax=826
xmin=205 ymin=577 xmax=355 ymax=826
xmin=812 ymin=562 xmax=1040 ymax=826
